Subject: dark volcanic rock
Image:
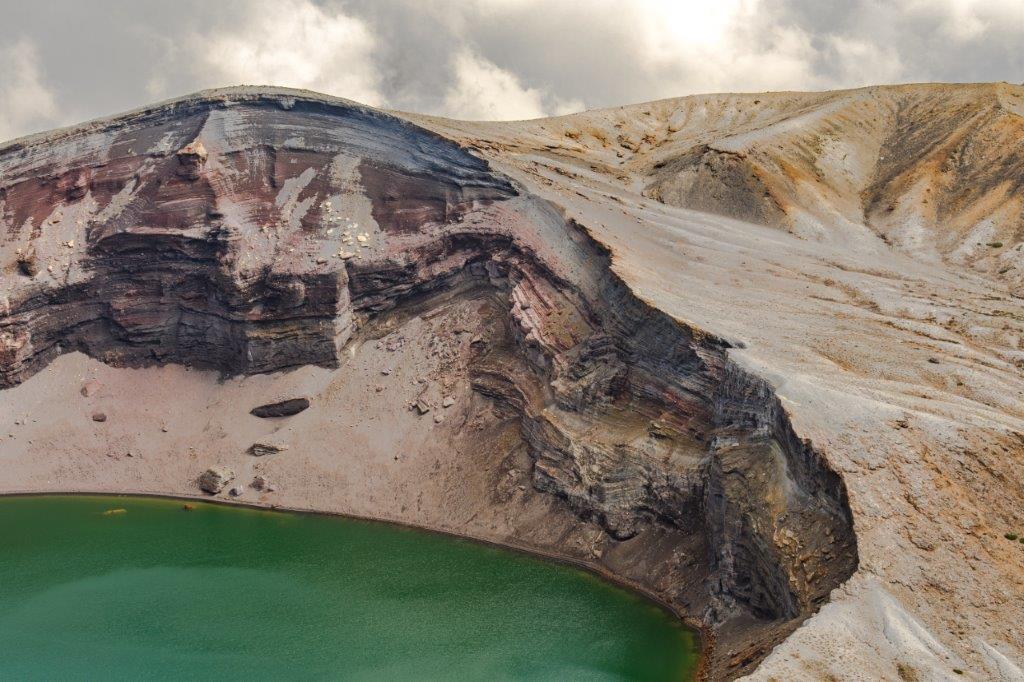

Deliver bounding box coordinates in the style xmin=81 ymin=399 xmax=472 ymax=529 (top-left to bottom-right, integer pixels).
xmin=198 ymin=466 xmax=234 ymax=494
xmin=250 ymin=398 xmax=310 ymax=418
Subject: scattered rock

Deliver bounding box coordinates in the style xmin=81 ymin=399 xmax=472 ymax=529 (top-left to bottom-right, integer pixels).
xmin=434 ymin=413 xmax=444 ymax=424
xmin=250 ymin=397 xmax=310 ymax=418
xmin=198 ymin=466 xmax=234 ymax=494
xmin=248 ymin=441 xmax=288 ymax=456
xmin=415 ymin=398 xmax=431 ymax=415
xmin=442 ymin=396 xmax=455 ymax=408
xmin=928 ymin=357 xmax=940 ymax=364
xmin=91 ymin=412 xmax=107 ymax=422
xmin=250 ymin=475 xmax=275 ymax=492
xmin=16 ymin=251 xmax=39 ymax=277
xmin=80 ymin=380 xmax=100 ymax=397
xmin=229 ymin=486 xmax=244 ymax=497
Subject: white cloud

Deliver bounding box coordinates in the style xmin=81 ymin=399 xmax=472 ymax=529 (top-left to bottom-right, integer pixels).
xmin=3 ymin=0 xmax=1023 ymax=133
xmin=160 ymin=0 xmax=383 ymax=106
xmin=911 ymin=0 xmax=1024 ymax=42
xmin=0 ymin=39 xmax=59 ymax=142
xmin=442 ymin=49 xmax=582 ymax=120
xmin=613 ymin=1 xmax=814 ymax=94
xmin=828 ymin=37 xmax=904 ymax=87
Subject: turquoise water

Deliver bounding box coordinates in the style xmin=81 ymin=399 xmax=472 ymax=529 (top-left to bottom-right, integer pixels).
xmin=0 ymin=495 xmax=698 ymax=680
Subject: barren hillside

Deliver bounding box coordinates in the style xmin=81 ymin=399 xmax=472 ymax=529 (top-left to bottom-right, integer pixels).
xmin=2 ymin=85 xmax=1023 ymax=681
xmin=418 ymin=83 xmax=1024 ymax=281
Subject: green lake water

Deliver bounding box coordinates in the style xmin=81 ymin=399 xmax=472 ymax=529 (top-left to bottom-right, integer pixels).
xmin=0 ymin=495 xmax=698 ymax=681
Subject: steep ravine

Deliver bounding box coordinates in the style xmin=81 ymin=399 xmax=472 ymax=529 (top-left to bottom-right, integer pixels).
xmin=0 ymin=89 xmax=857 ymax=679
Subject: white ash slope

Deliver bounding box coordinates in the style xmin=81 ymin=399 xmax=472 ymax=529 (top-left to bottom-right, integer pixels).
xmin=412 ymin=88 xmax=1024 ymax=681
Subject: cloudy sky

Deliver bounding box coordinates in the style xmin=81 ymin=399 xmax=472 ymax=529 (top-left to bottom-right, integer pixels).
xmin=1 ymin=0 xmax=1022 ymax=141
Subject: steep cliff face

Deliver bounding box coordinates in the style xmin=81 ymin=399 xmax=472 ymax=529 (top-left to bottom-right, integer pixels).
xmin=0 ymin=93 xmax=514 ymax=384
xmin=0 ymin=89 xmax=857 ymax=678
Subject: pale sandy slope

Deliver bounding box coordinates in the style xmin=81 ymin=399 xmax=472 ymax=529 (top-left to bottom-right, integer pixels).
xmin=409 ymin=89 xmax=1024 ymax=681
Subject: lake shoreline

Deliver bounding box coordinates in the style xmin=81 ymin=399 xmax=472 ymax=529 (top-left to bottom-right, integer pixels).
xmin=2 ymin=489 xmax=709 ymax=680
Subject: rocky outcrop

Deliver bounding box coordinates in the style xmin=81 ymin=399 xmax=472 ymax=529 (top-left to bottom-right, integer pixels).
xmin=0 ymin=88 xmax=857 ymax=679
xmin=646 ymin=144 xmax=787 ymax=228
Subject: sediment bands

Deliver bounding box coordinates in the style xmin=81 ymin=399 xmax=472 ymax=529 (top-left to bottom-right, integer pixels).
xmin=0 ymin=90 xmax=857 ymax=679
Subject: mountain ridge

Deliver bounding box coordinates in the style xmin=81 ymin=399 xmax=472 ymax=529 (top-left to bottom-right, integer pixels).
xmin=1 ymin=84 xmax=1022 ymax=681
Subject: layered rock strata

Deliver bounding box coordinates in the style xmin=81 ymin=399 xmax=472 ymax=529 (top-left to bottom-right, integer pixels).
xmin=0 ymin=89 xmax=857 ymax=678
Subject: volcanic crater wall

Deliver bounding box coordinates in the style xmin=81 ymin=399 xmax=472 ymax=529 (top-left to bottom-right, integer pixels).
xmin=0 ymin=90 xmax=857 ymax=678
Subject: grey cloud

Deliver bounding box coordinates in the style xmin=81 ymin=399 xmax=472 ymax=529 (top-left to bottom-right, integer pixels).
xmin=772 ymin=0 xmax=1024 ymax=84
xmin=338 ymin=0 xmax=464 ymax=113
xmin=0 ymin=0 xmax=1021 ymax=142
